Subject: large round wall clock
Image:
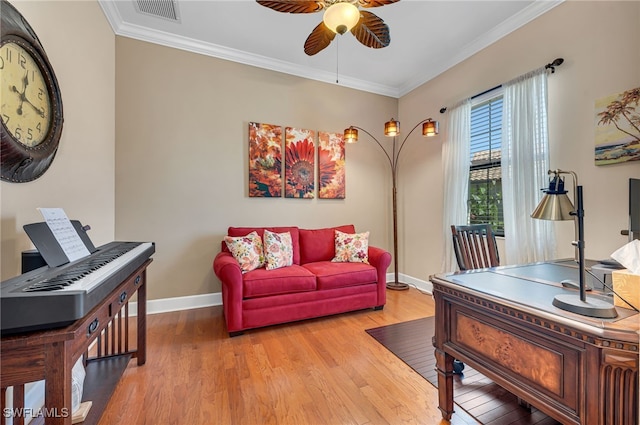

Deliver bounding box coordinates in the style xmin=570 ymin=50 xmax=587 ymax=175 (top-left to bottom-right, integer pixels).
xmin=1 ymin=0 xmax=63 ymax=183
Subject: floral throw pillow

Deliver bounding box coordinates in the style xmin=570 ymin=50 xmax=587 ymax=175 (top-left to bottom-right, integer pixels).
xmin=263 ymin=230 xmax=294 ymax=270
xmin=224 ymin=231 xmax=265 ymax=273
xmin=332 ymin=230 xmax=370 ymax=264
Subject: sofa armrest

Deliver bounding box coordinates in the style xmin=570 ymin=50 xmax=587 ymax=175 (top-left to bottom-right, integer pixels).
xmin=368 ymin=245 xmax=392 ymax=272
xmin=213 ymin=251 xmax=241 ymax=280
xmin=213 ymin=251 xmax=244 ymax=332
xmin=368 ymin=246 xmax=392 ymax=306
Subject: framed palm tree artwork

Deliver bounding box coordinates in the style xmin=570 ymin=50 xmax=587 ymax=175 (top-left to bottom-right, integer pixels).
xmin=595 ymin=87 xmax=640 ymax=165
xmin=318 ymin=131 xmax=345 ymax=199
xmin=285 ymin=127 xmax=316 ymax=198
xmin=248 ymin=122 xmax=282 ymax=197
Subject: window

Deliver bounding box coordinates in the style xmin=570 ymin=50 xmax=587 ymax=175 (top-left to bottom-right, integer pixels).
xmin=469 ymin=93 xmax=504 ymax=235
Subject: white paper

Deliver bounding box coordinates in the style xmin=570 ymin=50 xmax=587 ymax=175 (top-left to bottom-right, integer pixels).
xmin=611 ymin=239 xmax=640 ymax=274
xmin=38 ymin=208 xmax=90 ymax=262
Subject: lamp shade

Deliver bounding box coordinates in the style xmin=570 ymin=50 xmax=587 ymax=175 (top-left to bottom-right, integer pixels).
xmin=384 ymin=119 xmax=400 ymax=137
xmin=343 ymin=127 xmax=358 ymax=143
xmin=531 ymin=193 xmax=575 ymax=221
xmin=422 ymin=119 xmax=439 ymax=137
xmin=531 ymin=175 xmax=575 ymax=221
xmin=323 ymin=2 xmax=360 ymax=35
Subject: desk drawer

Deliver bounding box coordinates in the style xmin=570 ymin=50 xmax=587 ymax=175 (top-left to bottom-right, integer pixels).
xmin=69 ymin=269 xmax=143 ymax=359
xmin=80 ymin=272 xmax=139 ymax=340
xmin=448 ymin=305 xmax=581 ymax=418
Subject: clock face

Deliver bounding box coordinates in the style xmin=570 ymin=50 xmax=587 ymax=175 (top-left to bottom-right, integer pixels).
xmin=1 ymin=0 xmax=64 ymax=183
xmin=0 ymin=41 xmax=52 ymax=147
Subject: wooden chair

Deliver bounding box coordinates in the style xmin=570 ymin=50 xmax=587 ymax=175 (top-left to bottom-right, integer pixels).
xmin=449 ymin=224 xmax=501 ymax=378
xmin=451 ymin=224 xmax=500 ymax=271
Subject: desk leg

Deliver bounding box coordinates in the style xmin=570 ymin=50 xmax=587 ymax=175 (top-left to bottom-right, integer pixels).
xmin=44 ymin=342 xmax=71 ymax=425
xmin=434 ymin=347 xmax=455 ymax=420
xmin=137 ymin=270 xmax=147 ymax=366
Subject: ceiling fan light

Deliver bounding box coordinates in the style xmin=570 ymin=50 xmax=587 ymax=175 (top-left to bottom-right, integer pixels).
xmin=384 ymin=119 xmax=400 ymax=137
xmin=323 ymin=2 xmax=360 ymax=35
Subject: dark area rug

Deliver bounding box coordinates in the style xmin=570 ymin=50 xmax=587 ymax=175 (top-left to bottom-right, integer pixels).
xmin=366 ymin=317 xmax=560 ymax=425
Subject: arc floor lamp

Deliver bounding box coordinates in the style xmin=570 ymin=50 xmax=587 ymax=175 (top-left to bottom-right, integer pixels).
xmin=344 ymin=118 xmax=439 ymax=290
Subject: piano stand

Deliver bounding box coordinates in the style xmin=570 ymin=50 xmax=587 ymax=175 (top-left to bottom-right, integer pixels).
xmin=0 ymin=259 xmax=151 ymax=425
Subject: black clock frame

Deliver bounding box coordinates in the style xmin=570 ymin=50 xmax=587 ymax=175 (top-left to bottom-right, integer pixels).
xmin=1 ymin=0 xmax=63 ymax=183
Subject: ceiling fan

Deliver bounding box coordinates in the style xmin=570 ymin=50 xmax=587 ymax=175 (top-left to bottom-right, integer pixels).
xmin=256 ymin=0 xmax=399 ymax=56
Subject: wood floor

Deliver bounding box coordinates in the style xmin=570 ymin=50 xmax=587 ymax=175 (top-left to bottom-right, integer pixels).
xmin=98 ymin=288 xmax=480 ymax=425
xmin=366 ymin=318 xmax=560 ymax=425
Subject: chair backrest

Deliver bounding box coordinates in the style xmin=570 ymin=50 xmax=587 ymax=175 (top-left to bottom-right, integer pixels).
xmin=451 ymin=224 xmax=500 ymax=271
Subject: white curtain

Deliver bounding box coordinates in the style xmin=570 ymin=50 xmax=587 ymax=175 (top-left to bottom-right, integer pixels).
xmin=501 ymin=68 xmax=556 ymax=264
xmin=441 ymin=100 xmax=471 ymax=272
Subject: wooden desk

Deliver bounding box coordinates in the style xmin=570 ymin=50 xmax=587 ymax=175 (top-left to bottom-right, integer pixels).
xmin=1 ymin=260 xmax=151 ymax=425
xmin=431 ymin=262 xmax=639 ymax=425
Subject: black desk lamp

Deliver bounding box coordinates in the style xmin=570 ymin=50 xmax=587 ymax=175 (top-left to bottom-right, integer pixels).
xmin=531 ymin=169 xmax=617 ymax=318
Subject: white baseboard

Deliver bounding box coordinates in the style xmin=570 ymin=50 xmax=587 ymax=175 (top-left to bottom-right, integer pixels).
xmin=390 ymin=272 xmax=434 ymax=295
xmin=129 ymin=292 xmax=222 ymax=316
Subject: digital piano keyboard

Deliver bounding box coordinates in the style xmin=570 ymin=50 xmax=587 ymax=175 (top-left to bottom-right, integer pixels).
xmin=1 ymin=241 xmax=155 ymax=335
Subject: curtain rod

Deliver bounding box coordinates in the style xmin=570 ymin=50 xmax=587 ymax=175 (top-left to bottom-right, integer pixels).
xmin=439 ymin=58 xmax=564 ymax=114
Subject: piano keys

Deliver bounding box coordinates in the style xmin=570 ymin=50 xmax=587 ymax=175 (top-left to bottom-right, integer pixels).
xmin=1 ymin=241 xmax=155 ymax=335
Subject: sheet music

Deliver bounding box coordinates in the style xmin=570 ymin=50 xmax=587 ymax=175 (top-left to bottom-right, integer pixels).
xmin=38 ymin=208 xmax=91 ymax=262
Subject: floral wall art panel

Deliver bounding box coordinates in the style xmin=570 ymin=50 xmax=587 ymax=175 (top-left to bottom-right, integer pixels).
xmin=248 ymin=122 xmax=282 ymax=197
xmin=285 ymin=127 xmax=315 ymax=198
xmin=318 ymin=131 xmax=345 ymax=199
xmin=594 ymin=87 xmax=640 ymax=165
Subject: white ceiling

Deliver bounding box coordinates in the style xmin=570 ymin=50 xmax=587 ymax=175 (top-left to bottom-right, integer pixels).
xmin=98 ymin=0 xmax=562 ymax=98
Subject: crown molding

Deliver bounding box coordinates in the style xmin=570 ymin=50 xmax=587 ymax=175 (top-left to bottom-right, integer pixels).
xmin=98 ymin=1 xmax=399 ymax=97
xmin=397 ymin=0 xmax=564 ymax=97
xmin=99 ymin=0 xmax=562 ymax=99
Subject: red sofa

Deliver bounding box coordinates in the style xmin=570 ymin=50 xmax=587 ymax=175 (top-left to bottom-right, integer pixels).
xmin=213 ymin=225 xmax=391 ymax=336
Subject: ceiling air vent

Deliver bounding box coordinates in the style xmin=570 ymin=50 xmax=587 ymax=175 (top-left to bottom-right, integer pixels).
xmin=134 ymin=0 xmax=180 ymax=22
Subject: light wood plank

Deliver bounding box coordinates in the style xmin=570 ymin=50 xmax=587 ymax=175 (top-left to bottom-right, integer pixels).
xmin=98 ymin=288 xmax=478 ymax=425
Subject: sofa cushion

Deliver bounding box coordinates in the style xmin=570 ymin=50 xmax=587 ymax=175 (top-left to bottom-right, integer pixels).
xmin=302 ymin=261 xmax=377 ymax=290
xmin=263 ymin=230 xmax=293 ymax=270
xmin=242 ymin=264 xmax=316 ymax=298
xmin=226 ymin=226 xmax=301 ymax=265
xmin=332 ymin=230 xmax=370 ymax=264
xmin=224 ymin=231 xmax=265 ymax=272
xmin=299 ymin=224 xmax=355 ymax=264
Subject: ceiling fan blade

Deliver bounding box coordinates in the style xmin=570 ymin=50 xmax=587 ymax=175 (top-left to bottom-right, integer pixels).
xmin=351 ymin=10 xmax=390 ymax=49
xmin=304 ymin=21 xmax=336 ymax=55
xmin=357 ymin=0 xmax=399 ymax=9
xmin=256 ymin=0 xmax=326 ymax=14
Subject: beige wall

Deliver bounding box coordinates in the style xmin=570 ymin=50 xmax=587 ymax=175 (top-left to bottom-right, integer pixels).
xmin=115 ymin=38 xmax=397 ymax=300
xmin=399 ymin=1 xmax=640 ymax=280
xmin=0 ymin=1 xmax=115 ymax=279
xmin=2 ymin=1 xmax=638 ymax=302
